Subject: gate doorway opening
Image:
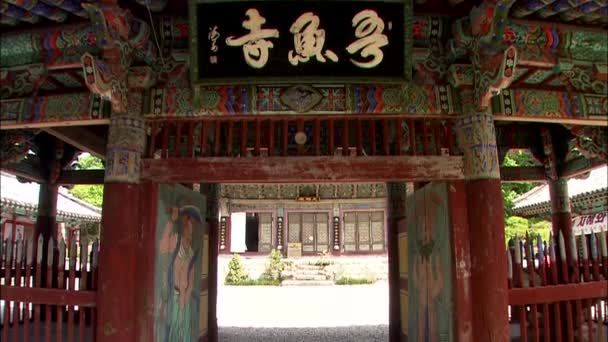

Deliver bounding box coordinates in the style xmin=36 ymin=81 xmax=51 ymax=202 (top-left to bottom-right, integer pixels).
xmin=245 ymin=213 xmax=260 ymax=253
xmin=213 ymin=181 xmax=393 ymax=341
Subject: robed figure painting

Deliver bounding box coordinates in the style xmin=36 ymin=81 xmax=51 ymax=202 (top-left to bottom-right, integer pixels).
xmin=154 ymin=184 xmax=206 ymax=342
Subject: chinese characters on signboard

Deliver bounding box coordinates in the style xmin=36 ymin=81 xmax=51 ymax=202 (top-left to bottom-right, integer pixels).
xmin=193 ymin=1 xmax=407 ymax=82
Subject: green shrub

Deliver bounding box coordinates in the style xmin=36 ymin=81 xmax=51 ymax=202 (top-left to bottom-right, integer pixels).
xmin=335 ymin=277 xmax=374 ymax=285
xmin=225 ymin=254 xmax=248 ymax=285
xmin=261 ymin=249 xmax=285 ymax=281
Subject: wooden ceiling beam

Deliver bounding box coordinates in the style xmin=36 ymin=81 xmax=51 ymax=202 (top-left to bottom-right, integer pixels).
xmin=500 ymin=166 xmax=546 ymax=183
xmin=142 ymin=156 xmax=465 ymax=183
xmin=42 ymin=127 xmax=106 ymax=160
xmin=56 ymin=169 xmax=105 ymax=185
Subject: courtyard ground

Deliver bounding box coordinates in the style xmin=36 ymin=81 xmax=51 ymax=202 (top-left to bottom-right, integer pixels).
xmin=217 ymin=280 xmax=389 ymax=341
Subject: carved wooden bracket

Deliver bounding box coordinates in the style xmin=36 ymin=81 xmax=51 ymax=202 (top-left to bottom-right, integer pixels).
xmin=449 ymin=0 xmax=518 ymax=110
xmin=0 ymin=130 xmax=35 ymax=168
xmin=80 ymin=3 xmax=159 ymax=114
xmin=568 ymin=126 xmax=608 ymax=161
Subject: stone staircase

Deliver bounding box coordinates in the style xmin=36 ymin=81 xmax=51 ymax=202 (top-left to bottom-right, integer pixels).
xmin=281 ymin=263 xmax=334 ymax=286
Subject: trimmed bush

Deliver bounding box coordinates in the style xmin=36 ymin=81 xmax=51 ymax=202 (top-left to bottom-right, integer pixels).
xmin=335 ymin=277 xmax=374 ymax=285
xmin=225 ymin=254 xmax=248 ymax=285
xmin=260 ymin=249 xmax=285 ymax=281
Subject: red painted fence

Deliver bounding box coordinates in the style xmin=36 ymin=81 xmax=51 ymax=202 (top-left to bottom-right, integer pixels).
xmin=508 ymin=231 xmax=608 ymax=341
xmin=0 ymin=234 xmax=99 ymax=342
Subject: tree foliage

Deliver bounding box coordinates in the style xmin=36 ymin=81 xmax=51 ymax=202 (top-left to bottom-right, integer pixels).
xmin=501 ymin=150 xmax=549 ymax=244
xmin=502 ymin=151 xmax=537 ymax=217
xmin=68 ymin=155 xmax=104 ymax=208
xmin=505 ymin=216 xmax=530 ymax=243
xmin=529 ymin=220 xmax=551 ymax=242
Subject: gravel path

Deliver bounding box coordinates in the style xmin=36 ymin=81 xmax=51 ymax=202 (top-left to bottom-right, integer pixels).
xmin=219 ymin=326 xmax=388 ymax=342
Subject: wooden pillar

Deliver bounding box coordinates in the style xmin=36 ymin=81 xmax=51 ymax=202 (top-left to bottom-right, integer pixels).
xmin=35 ymin=182 xmax=58 ymax=240
xmin=387 ymin=182 xmax=407 ymax=342
xmin=97 ymin=114 xmax=146 ymax=342
xmin=34 ymin=135 xmax=60 ymax=241
xmin=456 ymin=99 xmax=509 ymax=342
xmin=201 ymin=184 xmax=219 ymax=342
xmin=549 ymin=178 xmax=574 ymax=263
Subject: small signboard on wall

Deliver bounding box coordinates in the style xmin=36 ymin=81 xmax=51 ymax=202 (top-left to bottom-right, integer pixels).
xmin=287 ymin=242 xmax=302 ymax=258
xmin=189 ymin=0 xmax=412 ymax=85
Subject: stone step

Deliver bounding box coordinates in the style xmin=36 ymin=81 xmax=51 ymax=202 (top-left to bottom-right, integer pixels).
xmin=294 ymin=269 xmax=328 ymax=276
xmin=295 ymin=264 xmax=326 ymax=270
xmin=294 ymin=274 xmax=328 ymax=281
xmin=281 ymin=280 xmax=335 ymax=286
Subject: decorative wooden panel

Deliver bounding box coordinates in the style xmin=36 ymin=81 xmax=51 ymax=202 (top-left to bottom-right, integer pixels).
xmin=344 ymin=212 xmax=357 ymax=252
xmin=316 ymin=213 xmax=329 ymax=252
xmin=371 ymin=211 xmax=385 ymax=251
xmin=406 ymin=182 xmax=453 ymax=342
xmin=258 ymin=213 xmax=273 ymax=253
xmin=288 ymin=213 xmax=301 ymax=243
xmin=302 ymin=213 xmax=315 ymax=252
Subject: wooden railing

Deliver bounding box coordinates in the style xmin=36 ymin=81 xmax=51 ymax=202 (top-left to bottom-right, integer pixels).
xmin=507 ymin=231 xmax=608 ymax=342
xmin=145 ymin=116 xmax=458 ymax=159
xmin=0 ymin=235 xmax=99 ymax=342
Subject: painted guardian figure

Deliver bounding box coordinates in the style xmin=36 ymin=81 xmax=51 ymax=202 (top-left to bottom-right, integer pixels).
xmin=159 ymin=205 xmax=204 ymax=342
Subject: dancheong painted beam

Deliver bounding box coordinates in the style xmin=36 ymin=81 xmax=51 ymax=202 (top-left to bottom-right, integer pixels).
xmin=141 ymin=156 xmax=464 ymax=183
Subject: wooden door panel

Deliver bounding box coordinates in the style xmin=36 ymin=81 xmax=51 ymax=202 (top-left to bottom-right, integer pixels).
xmin=259 ymin=213 xmax=273 ymax=252
xmin=357 ymin=212 xmax=370 ymax=251
xmin=344 ymin=212 xmax=357 ymax=252
xmin=316 ymin=213 xmax=329 ymax=252
xmin=302 ymin=213 xmax=315 ymax=252
xmin=371 ymin=211 xmax=385 ymax=251
xmin=288 ymin=213 xmax=301 ymax=243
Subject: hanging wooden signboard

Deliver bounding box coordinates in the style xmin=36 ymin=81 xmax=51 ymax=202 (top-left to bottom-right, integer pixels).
xmin=189 ymin=0 xmax=412 ymax=85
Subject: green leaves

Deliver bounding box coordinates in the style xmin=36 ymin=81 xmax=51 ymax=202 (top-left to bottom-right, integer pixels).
xmin=69 ymin=155 xmax=104 ymax=208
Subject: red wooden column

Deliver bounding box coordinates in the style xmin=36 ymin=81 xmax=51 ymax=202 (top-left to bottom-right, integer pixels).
xmin=387 ymin=182 xmax=407 ymax=342
xmin=97 ymin=114 xmax=147 ymax=342
xmin=456 ymin=102 xmax=509 ymax=341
